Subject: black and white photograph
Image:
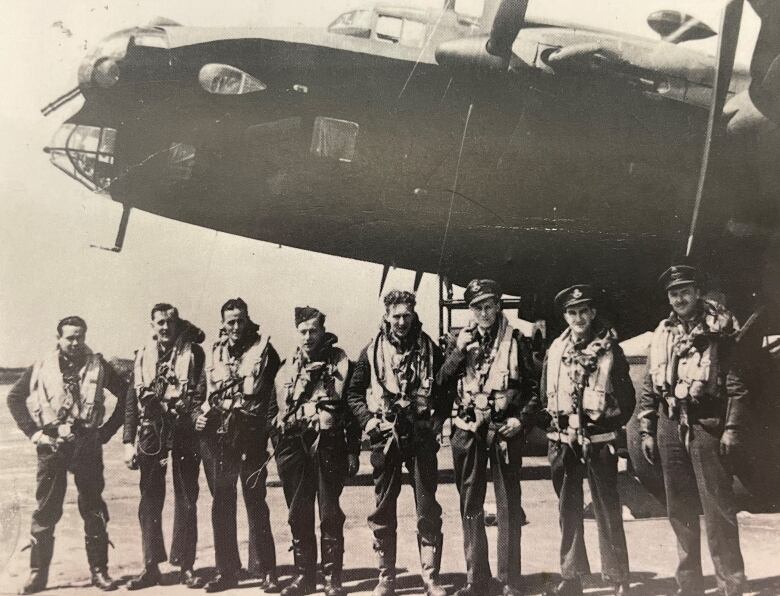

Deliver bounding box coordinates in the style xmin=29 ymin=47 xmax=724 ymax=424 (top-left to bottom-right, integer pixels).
xmin=0 ymin=1 xmax=778 ymax=594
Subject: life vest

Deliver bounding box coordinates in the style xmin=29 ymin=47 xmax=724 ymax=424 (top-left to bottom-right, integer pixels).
xmin=28 ymin=349 xmax=107 ymax=429
xmin=134 ymin=339 xmax=195 ymax=403
xmin=648 ymin=300 xmax=735 ymax=401
xmin=365 ymin=329 xmax=435 ymax=418
xmin=545 ymin=328 xmax=614 ymax=420
xmin=455 ymin=315 xmax=520 ymax=430
xmin=208 ymin=334 xmax=270 ymax=397
xmin=275 ymin=344 xmax=349 ymax=430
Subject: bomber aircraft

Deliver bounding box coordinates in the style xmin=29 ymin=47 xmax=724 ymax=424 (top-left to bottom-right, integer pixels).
xmin=41 ymin=0 xmax=779 ymax=505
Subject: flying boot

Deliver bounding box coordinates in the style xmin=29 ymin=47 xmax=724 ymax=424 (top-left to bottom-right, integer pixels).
xmin=85 ymin=533 xmax=117 ymax=591
xmin=372 ymin=538 xmax=396 ymax=596
xmin=19 ymin=535 xmax=54 ymax=595
xmin=419 ymin=535 xmax=447 ymax=596
xmin=280 ymin=539 xmax=316 ymax=596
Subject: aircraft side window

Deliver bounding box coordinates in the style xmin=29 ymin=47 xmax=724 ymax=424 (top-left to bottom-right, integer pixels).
xmin=310 ymin=117 xmax=358 ymax=163
xmin=376 ymin=15 xmax=403 ymax=43
xmin=199 ymin=64 xmax=266 ymax=95
xmin=327 ymin=10 xmax=371 ymax=39
xmin=166 ymin=142 xmax=196 ymax=182
xmin=400 ymin=20 xmax=427 ymax=48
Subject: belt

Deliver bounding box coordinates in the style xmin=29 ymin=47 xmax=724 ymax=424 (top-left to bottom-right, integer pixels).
xmin=546 ymin=430 xmax=618 ymax=445
xmin=659 ymin=399 xmax=722 ymax=420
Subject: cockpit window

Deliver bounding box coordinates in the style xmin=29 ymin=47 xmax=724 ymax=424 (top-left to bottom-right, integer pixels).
xmin=45 ymin=124 xmax=117 ymax=192
xmin=376 ymin=15 xmax=403 ymax=43
xmin=327 ymin=10 xmax=372 ymax=39
xmin=375 ymin=15 xmax=428 ymax=47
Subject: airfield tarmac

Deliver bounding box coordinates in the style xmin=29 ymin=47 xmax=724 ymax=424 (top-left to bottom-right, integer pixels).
xmin=0 ymin=384 xmax=778 ymax=596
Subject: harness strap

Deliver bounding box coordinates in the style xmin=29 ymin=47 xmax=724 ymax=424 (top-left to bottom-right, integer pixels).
xmin=546 ymin=430 xmax=618 ymax=445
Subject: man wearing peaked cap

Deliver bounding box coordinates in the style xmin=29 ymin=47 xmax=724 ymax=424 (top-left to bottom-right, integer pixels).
xmin=437 ymin=279 xmax=538 ymax=596
xmin=193 ymin=298 xmax=280 ymax=593
xmin=463 ymin=279 xmax=502 ymax=306
xmin=273 ymin=306 xmax=360 ymax=596
xmin=657 ymin=265 xmax=699 ymax=291
xmin=553 ymin=284 xmax=595 ymax=311
xmin=638 ymin=267 xmax=748 ymax=596
xmin=530 ymin=285 xmax=634 ymax=596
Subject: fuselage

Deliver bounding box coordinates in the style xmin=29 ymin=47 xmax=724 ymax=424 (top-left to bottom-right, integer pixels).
xmin=46 ymin=4 xmax=774 ymax=337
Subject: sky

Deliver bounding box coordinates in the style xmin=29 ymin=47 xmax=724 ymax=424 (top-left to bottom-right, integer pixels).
xmin=0 ymin=1 xmax=762 ymax=366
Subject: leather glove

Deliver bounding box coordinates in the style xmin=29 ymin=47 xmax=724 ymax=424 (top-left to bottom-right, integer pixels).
xmin=364 ymin=417 xmax=383 ymax=445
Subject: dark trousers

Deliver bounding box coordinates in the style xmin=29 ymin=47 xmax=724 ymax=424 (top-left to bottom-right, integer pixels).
xmin=136 ymin=421 xmax=200 ymax=569
xmin=31 ymin=429 xmax=110 ymax=567
xmin=368 ymin=429 xmax=443 ymax=551
xmin=548 ymin=440 xmax=629 ymax=583
xmin=200 ymin=428 xmax=276 ymax=575
xmin=451 ymin=427 xmax=523 ymax=588
xmin=275 ymin=429 xmax=347 ymax=573
xmin=657 ymin=412 xmax=746 ymax=594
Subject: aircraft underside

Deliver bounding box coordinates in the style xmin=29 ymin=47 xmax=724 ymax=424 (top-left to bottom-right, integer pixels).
xmin=50 ymin=36 xmax=776 ymax=337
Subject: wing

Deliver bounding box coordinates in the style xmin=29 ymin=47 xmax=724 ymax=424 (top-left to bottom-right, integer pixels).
xmin=436 ymin=7 xmax=750 ymax=111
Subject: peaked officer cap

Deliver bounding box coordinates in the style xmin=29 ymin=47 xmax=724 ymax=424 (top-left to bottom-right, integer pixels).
xmin=464 ymin=279 xmax=501 ymax=307
xmin=658 ymin=265 xmax=699 ymax=291
xmin=554 ymin=284 xmax=595 ymax=311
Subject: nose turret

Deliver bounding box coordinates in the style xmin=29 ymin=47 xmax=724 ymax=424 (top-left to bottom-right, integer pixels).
xmin=77 ymin=27 xmax=170 ymax=91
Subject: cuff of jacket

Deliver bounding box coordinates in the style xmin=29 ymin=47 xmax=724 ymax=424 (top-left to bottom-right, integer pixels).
xmin=346 ymin=439 xmax=362 ymax=456
xmin=724 ymin=398 xmax=748 ymax=430
xmin=122 ymin=429 xmax=137 ymax=444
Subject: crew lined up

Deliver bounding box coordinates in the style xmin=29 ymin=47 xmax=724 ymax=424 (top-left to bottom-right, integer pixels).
xmin=7 ymin=265 xmax=749 ymax=596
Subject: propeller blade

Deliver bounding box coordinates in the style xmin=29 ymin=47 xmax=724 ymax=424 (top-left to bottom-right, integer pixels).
xmin=685 ymin=0 xmax=743 ymax=258
xmin=379 ymin=264 xmax=391 ymax=297
xmin=486 ymin=0 xmax=529 ymax=59
xmin=413 ymin=271 xmax=424 ymax=292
